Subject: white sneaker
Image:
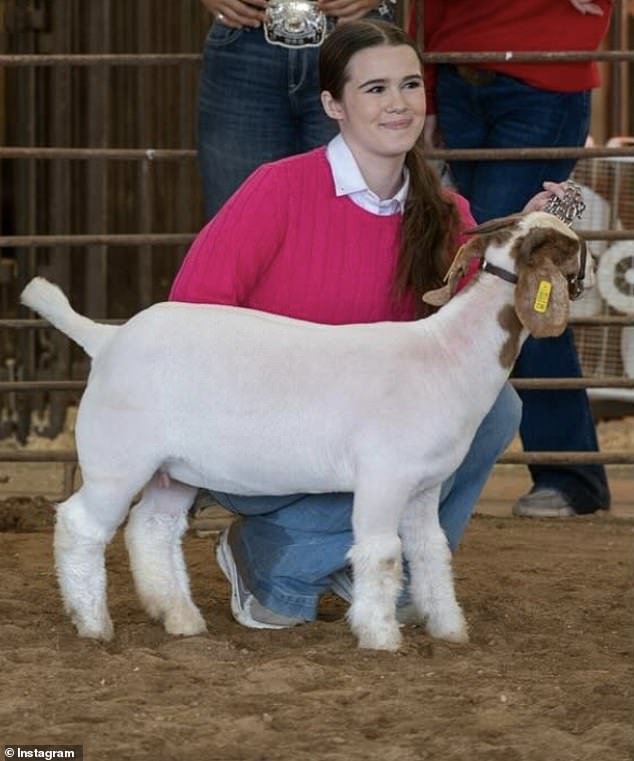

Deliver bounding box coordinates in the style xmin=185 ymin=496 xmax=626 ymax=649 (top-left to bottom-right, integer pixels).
xmin=512 ymin=488 xmax=576 ymax=518
xmin=215 ymin=529 xmax=305 ymax=629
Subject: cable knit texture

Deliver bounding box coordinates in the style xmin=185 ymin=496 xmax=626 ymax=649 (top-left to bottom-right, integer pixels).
xmin=170 ymin=147 xmax=475 ymax=324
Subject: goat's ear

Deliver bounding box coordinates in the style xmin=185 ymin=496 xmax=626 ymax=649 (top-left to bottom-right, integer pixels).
xmin=514 ymin=258 xmax=569 ymax=337
xmin=422 ymin=236 xmax=484 ymax=307
xmin=422 ymin=282 xmax=452 ymax=307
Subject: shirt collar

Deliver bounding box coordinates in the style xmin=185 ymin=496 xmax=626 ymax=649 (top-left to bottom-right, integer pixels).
xmin=326 ymin=134 xmax=410 ymax=215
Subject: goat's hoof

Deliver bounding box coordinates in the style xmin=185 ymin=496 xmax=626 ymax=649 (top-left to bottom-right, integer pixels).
xmin=75 ymin=619 xmax=114 ymax=641
xmin=140 ymin=599 xmax=163 ymax=621
xmin=426 ymin=614 xmax=469 ymax=644
xmin=355 ymin=623 xmax=402 ymax=651
xmin=431 ymin=627 xmax=469 ymax=644
xmin=164 ymin=607 xmax=207 ymax=637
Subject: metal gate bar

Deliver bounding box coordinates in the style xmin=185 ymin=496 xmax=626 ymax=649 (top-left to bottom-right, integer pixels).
xmin=2 ymin=229 xmax=633 ymax=246
xmin=1 ymin=50 xmax=633 ymax=65
xmin=0 ymin=450 xmax=631 ymax=465
xmin=1 ymin=377 xmax=633 ymax=392
xmin=1 ymin=145 xmax=633 ymax=160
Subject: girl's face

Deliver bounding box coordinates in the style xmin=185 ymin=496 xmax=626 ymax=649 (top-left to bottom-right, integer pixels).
xmin=321 ymin=44 xmax=426 ymax=163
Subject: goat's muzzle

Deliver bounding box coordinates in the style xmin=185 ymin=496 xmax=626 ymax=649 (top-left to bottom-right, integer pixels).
xmin=567 ymin=236 xmax=587 ymax=301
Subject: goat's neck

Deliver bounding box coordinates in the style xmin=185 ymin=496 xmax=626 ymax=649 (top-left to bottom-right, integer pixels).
xmin=424 ymin=271 xmax=527 ymax=400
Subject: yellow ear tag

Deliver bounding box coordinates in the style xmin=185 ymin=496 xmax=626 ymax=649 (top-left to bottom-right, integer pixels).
xmin=533 ymin=280 xmax=552 ymax=313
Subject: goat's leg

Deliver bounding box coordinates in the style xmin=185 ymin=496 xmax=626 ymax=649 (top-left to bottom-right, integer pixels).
xmin=125 ymin=476 xmax=205 ymax=636
xmin=400 ymin=486 xmax=468 ymax=644
xmin=348 ymin=477 xmax=409 ymax=651
xmin=55 ymin=479 xmax=137 ymax=640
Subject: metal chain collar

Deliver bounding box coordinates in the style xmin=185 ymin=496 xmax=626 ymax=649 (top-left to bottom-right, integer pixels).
xmin=543 ymin=180 xmax=588 ymax=300
xmin=543 ymin=180 xmax=586 ymax=227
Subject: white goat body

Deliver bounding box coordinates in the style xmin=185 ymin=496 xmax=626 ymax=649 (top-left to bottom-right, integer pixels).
xmin=20 ymin=211 xmax=587 ymax=650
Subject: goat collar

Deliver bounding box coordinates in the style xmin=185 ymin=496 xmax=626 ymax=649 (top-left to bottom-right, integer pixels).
xmin=479 ymin=258 xmax=518 ymax=285
xmin=479 ymin=237 xmax=588 ymax=300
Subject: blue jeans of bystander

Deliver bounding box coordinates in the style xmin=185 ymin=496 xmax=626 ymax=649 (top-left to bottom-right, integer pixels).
xmin=435 ymin=64 xmax=610 ymax=513
xmin=210 ymin=383 xmax=522 ymax=620
xmin=197 ymin=22 xmax=338 ymax=219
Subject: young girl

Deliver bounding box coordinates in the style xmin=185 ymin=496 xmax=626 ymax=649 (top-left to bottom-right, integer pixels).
xmin=171 ymin=20 xmax=534 ymax=629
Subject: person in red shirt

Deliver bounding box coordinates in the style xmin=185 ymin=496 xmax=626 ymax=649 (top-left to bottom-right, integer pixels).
xmin=413 ymin=0 xmax=613 ymax=518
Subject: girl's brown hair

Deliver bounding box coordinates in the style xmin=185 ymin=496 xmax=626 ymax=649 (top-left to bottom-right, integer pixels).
xmin=319 ymin=19 xmax=460 ymax=317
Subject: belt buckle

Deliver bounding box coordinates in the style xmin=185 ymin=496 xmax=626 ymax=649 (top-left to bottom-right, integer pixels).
xmin=263 ymin=0 xmax=329 ymax=48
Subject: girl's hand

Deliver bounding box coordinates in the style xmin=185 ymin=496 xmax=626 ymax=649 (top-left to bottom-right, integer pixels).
xmin=200 ymin=0 xmax=267 ymax=28
xmin=317 ymin=0 xmax=383 ymax=23
xmin=523 ymin=181 xmax=568 ymax=213
xmin=568 ymin=0 xmax=605 ymax=15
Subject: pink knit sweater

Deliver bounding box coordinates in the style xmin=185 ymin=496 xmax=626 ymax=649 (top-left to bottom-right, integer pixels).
xmin=169 ymin=147 xmax=475 ymax=324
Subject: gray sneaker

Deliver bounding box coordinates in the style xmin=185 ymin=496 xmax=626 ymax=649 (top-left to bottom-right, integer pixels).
xmin=215 ymin=528 xmax=306 ymax=629
xmin=329 ymin=567 xmax=353 ymax=604
xmin=512 ymin=488 xmax=576 ymax=518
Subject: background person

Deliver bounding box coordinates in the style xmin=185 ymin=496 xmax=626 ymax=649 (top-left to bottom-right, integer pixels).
xmin=197 ymin=0 xmax=395 ymax=219
xmin=415 ymin=0 xmax=613 ymax=518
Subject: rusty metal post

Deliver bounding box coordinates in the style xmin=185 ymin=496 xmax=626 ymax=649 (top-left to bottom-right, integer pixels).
xmin=85 ymin=0 xmax=110 ymax=319
xmin=608 ymin=0 xmax=629 ymax=137
xmin=137 ymin=0 xmax=154 ymax=309
xmin=41 ymin=0 xmax=73 ymax=438
xmin=177 ymin=0 xmax=198 ymax=279
xmin=13 ymin=0 xmax=41 ymax=443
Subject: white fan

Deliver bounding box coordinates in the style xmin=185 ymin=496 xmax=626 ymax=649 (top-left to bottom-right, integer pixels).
xmin=569 ymin=154 xmax=634 ymax=402
xmin=570 ymin=183 xmax=614 ymax=318
xmin=597 ymin=240 xmax=634 ymax=316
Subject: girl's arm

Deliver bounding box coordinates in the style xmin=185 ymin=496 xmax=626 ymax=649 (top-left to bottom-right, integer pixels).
xmin=169 ymin=164 xmax=285 ymax=306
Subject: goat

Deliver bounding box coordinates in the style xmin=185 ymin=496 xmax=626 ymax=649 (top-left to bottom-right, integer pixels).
xmin=20 ymin=211 xmax=590 ymax=651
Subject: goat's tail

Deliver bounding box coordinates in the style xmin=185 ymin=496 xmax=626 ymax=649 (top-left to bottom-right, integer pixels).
xmin=20 ymin=277 xmax=118 ymax=359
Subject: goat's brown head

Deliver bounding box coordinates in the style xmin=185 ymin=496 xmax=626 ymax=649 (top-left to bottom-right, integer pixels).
xmin=423 ymin=211 xmax=591 ymax=338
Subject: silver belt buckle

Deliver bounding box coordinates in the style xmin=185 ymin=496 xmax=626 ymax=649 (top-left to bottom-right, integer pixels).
xmin=263 ymin=0 xmax=329 ymax=48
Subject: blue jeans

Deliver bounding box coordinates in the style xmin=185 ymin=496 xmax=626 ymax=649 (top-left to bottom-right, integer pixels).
xmin=197 ymin=22 xmax=338 ymax=219
xmin=211 ymin=383 xmax=522 ymax=619
xmin=436 ymin=65 xmax=609 ymax=512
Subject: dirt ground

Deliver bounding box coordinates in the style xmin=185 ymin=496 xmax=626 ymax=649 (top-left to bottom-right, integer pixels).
xmin=0 ymin=498 xmax=632 ymax=761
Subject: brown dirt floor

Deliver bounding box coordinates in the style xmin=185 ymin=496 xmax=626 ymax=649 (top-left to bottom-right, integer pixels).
xmin=0 ymin=499 xmax=632 ymax=761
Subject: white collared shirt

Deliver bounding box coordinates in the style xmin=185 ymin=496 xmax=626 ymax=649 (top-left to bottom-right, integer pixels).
xmin=326 ymin=134 xmax=410 ymax=216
